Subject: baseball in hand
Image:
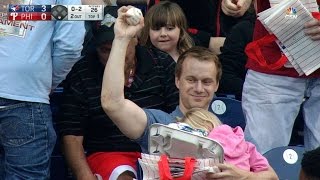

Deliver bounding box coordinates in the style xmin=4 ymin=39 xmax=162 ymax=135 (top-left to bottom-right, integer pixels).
xmin=126 ymin=7 xmax=143 ymax=26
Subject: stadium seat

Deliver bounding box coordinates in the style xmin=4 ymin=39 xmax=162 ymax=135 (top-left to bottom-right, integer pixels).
xmin=215 ymin=93 xmax=236 ymax=99
xmin=209 ymin=97 xmax=246 ymax=130
xmin=263 ymin=146 xmax=305 ymax=180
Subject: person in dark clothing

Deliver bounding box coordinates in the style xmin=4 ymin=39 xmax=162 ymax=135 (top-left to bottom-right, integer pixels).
xmin=57 ymin=6 xmax=179 ymax=180
xmin=217 ymin=13 xmax=255 ymax=100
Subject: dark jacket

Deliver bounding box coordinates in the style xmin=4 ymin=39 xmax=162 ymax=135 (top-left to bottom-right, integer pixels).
xmin=217 ymin=19 xmax=255 ymax=100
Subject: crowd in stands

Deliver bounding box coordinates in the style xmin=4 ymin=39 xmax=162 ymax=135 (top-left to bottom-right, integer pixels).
xmin=1 ymin=0 xmax=320 ymax=179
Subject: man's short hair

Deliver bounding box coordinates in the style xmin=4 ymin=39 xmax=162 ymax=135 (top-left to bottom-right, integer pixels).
xmin=301 ymin=146 xmax=320 ymax=179
xmin=175 ymin=46 xmax=222 ymax=82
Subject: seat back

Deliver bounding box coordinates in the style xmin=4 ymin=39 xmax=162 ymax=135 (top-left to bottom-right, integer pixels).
xmin=209 ymin=97 xmax=246 ymax=130
xmin=263 ymin=146 xmax=305 ymax=180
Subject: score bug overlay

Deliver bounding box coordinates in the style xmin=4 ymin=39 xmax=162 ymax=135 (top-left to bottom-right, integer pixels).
xmin=8 ymin=5 xmax=51 ymax=21
xmin=8 ymin=4 xmax=104 ymax=21
xmin=67 ymin=5 xmax=104 ymax=21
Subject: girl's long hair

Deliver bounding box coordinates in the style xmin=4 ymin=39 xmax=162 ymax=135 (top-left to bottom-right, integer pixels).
xmin=140 ymin=1 xmax=194 ymax=54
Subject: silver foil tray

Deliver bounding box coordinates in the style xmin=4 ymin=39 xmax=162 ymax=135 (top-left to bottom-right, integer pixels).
xmin=148 ymin=123 xmax=224 ymax=163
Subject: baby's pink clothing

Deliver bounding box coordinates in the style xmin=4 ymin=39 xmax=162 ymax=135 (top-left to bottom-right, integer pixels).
xmin=208 ymin=125 xmax=269 ymax=172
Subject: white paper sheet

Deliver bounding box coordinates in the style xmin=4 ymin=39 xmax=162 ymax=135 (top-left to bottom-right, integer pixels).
xmin=258 ymin=0 xmax=320 ymax=75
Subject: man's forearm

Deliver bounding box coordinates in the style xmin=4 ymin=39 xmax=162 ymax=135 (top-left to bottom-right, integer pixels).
xmin=247 ymin=167 xmax=278 ymax=180
xmin=62 ymin=136 xmax=96 ymax=180
xmin=235 ymin=166 xmax=278 ymax=180
xmin=209 ymin=164 xmax=278 ymax=179
xmin=101 ymin=38 xmax=131 ymax=111
xmin=100 ymin=5 xmax=148 ymax=140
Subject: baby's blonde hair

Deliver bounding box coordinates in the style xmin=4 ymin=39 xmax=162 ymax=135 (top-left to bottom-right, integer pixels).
xmin=178 ymin=108 xmax=222 ymax=132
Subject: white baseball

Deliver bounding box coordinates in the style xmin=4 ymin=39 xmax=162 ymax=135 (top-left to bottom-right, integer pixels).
xmin=126 ymin=7 xmax=143 ymax=26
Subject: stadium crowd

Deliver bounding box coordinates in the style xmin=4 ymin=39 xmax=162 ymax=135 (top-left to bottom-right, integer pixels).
xmin=0 ymin=0 xmax=320 ymax=179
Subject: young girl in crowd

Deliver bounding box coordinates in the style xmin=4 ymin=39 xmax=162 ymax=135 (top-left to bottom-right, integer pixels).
xmin=139 ymin=1 xmax=194 ymax=61
xmin=169 ymin=108 xmax=269 ymax=172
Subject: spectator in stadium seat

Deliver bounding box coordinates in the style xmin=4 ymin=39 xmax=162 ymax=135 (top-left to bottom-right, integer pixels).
xmin=139 ymin=1 xmax=194 ymax=62
xmin=101 ymin=6 xmax=278 ymax=179
xmin=300 ymin=146 xmax=320 ymax=180
xmin=242 ymin=0 xmax=320 ymax=155
xmin=57 ymin=6 xmax=178 ymax=180
xmin=0 ymin=0 xmax=84 ymax=179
